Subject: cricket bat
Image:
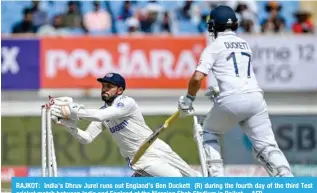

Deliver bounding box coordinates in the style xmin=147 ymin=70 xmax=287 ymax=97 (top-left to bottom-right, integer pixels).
xmin=130 ymin=111 xmax=180 ymax=165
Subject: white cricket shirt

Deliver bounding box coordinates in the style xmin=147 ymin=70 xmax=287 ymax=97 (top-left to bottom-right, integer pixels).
xmin=77 ymin=95 xmax=171 ymax=161
xmin=197 ymin=31 xmax=263 ymax=99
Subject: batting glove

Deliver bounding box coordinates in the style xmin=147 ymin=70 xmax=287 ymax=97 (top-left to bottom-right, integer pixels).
xmin=205 ymin=86 xmax=220 ymax=101
xmin=51 ymin=102 xmax=84 ymax=121
xmin=178 ymin=95 xmax=195 ymax=117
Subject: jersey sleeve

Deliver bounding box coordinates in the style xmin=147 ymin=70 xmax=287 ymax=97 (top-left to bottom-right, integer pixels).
xmin=77 ymin=97 xmax=137 ymax=122
xmin=195 ymin=46 xmax=216 ymax=75
xmin=64 ymin=121 xmax=103 ymax=144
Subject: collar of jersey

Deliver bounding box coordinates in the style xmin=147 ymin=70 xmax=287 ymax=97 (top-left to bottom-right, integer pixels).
xmin=217 ymin=31 xmax=236 ymax=36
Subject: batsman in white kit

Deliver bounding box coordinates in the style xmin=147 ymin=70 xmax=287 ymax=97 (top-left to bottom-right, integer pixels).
xmin=49 ymin=72 xmax=201 ymax=177
xmin=178 ymin=5 xmax=294 ymax=177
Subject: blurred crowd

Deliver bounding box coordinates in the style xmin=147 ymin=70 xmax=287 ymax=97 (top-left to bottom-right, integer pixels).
xmin=3 ymin=0 xmax=317 ymax=37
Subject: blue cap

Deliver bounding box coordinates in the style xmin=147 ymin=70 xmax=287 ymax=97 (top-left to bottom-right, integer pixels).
xmin=97 ymin=73 xmax=126 ymax=90
xmin=209 ymin=5 xmax=237 ymax=25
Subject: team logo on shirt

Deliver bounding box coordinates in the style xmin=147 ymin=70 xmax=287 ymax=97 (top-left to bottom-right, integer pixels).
xmin=109 ymin=120 xmax=128 ymax=133
xmin=117 ymin=102 xmax=124 ymax=108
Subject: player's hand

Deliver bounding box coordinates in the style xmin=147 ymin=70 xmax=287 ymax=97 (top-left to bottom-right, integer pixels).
xmin=178 ymin=95 xmax=195 ymax=117
xmin=51 ymin=102 xmax=84 ymax=121
xmin=205 ymin=86 xmax=219 ymax=101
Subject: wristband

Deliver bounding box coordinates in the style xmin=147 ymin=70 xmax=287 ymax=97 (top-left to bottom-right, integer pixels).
xmin=186 ymin=94 xmax=196 ymax=102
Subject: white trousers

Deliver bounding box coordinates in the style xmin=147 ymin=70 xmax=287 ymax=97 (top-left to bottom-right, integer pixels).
xmin=202 ymin=91 xmax=292 ymax=176
xmin=204 ymin=92 xmax=277 ymax=148
xmin=132 ymin=140 xmax=202 ymax=177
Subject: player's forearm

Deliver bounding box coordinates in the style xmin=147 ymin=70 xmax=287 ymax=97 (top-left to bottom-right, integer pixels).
xmin=64 ymin=121 xmax=103 ymax=144
xmin=64 ymin=127 xmax=94 ymax=144
xmin=187 ymin=72 xmax=204 ymax=97
xmin=77 ymin=107 xmax=125 ymax=122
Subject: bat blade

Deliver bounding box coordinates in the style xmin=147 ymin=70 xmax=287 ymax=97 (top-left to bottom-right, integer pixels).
xmin=130 ymin=111 xmax=180 ymax=165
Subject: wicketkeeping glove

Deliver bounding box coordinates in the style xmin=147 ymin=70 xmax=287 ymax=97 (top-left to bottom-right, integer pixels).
xmin=52 ymin=96 xmax=74 ymax=106
xmin=52 ymin=114 xmax=78 ymax=128
xmin=51 ymin=102 xmax=85 ymax=121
